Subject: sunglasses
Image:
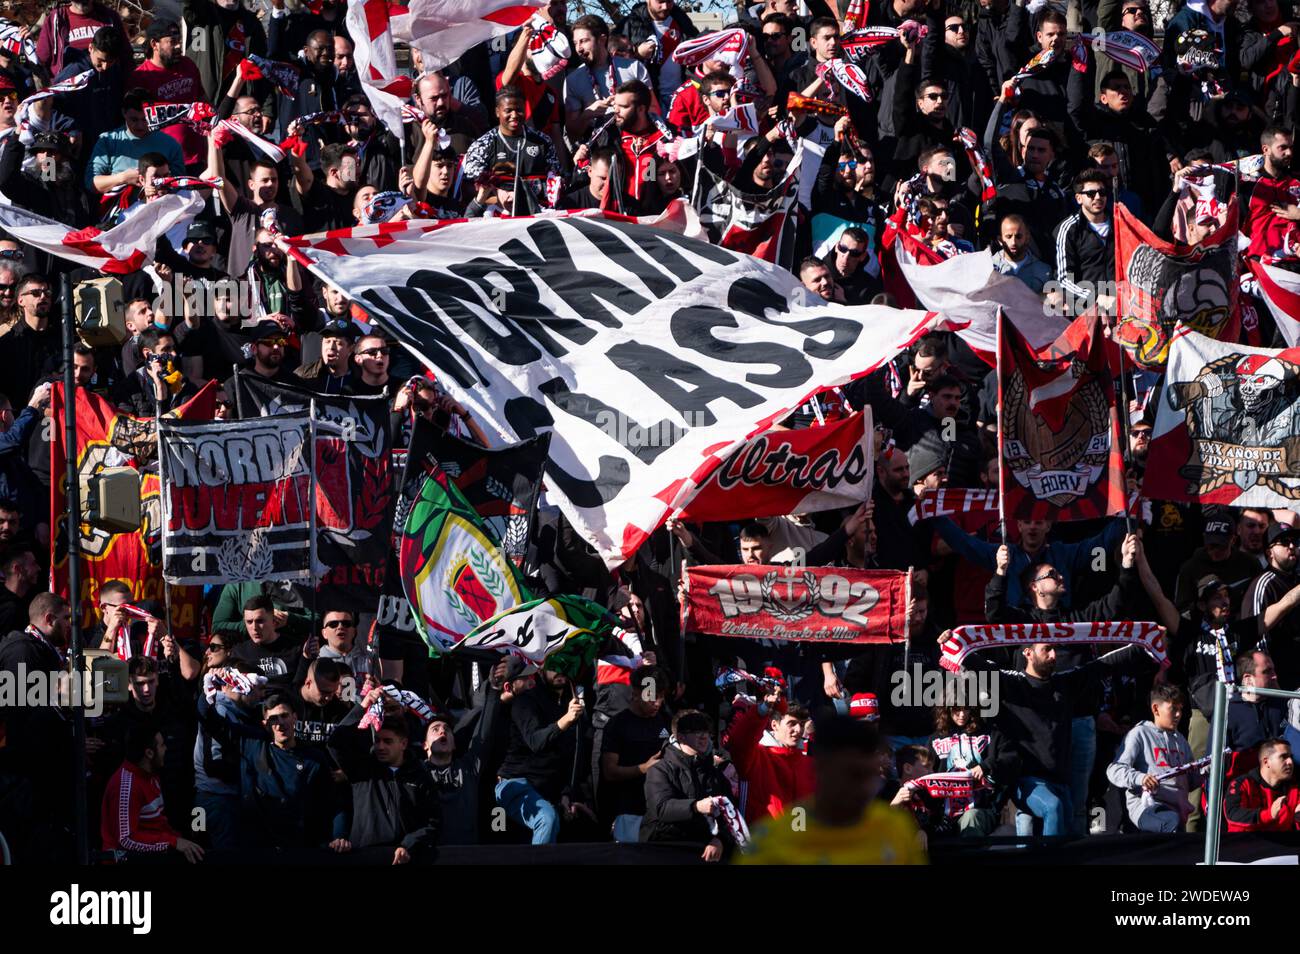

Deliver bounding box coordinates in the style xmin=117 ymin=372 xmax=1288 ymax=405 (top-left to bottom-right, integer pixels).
xmin=764 ymin=31 xmax=788 ymax=40
xmin=358 ymin=347 xmax=390 ymax=357
xmin=206 ymin=643 xmax=227 ymax=652
xmin=258 ymin=337 xmax=287 ymax=348
xmin=923 ymin=92 xmax=946 ymax=100
xmin=323 ymin=619 xmax=355 ymax=628
xmin=836 ymin=243 xmax=867 ymax=256
xmin=707 ymin=89 xmax=730 ymax=99
xmin=838 ymin=160 xmax=857 ymax=170
xmin=1122 ymin=5 xmax=1146 ymax=12
xmin=946 ymin=23 xmax=968 ymax=31
xmin=1078 ymin=189 xmax=1109 ymax=199
xmin=0 ymin=93 xmax=17 ymax=103
xmin=1033 ymin=570 xmax=1063 ymax=583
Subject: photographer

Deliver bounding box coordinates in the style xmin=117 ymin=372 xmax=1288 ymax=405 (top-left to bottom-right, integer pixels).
xmin=391 ymin=375 xmax=488 ymax=449
xmin=114 ymin=327 xmax=197 ymax=417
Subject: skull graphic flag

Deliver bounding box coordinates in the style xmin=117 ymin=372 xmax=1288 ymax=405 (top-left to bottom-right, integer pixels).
xmin=998 ymin=309 xmax=1127 ymax=522
xmin=1144 ymin=329 xmax=1300 ymax=506
xmin=1113 ymin=200 xmax=1239 ymax=370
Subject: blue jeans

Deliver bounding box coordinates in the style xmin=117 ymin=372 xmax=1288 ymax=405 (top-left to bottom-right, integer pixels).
xmin=495 ymin=778 xmax=559 ymax=845
xmin=1069 ymin=716 xmax=1097 ymax=837
xmin=1014 ymin=777 xmax=1071 ymax=837
xmin=1136 ymin=803 xmax=1182 ymax=833
xmin=194 ymin=790 xmax=241 ymax=851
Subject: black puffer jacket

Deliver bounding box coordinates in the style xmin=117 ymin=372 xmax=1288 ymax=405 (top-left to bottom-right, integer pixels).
xmin=329 ymin=705 xmax=441 ymax=861
xmin=640 ymin=742 xmax=732 ymax=846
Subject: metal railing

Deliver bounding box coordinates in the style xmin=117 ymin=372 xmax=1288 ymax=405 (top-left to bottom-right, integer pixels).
xmin=1203 ymin=681 xmax=1300 ymax=865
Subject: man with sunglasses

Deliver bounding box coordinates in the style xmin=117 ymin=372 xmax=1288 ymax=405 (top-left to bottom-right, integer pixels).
xmin=0 ymin=131 xmax=88 ymax=228
xmin=1244 ymin=523 xmax=1300 ymax=688
xmin=0 ymin=275 xmax=60 ymax=410
xmin=349 ymin=333 xmax=396 ymax=398
xmin=822 ymin=226 xmax=882 ymax=304
xmin=1054 ymin=169 xmax=1116 ymax=317
xmin=917 ymin=12 xmax=993 ymax=134
xmin=759 ymin=14 xmax=805 ymax=89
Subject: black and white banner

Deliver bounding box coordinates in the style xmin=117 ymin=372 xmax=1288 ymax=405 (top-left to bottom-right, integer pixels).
xmin=294 ymin=213 xmax=937 ymax=567
xmin=159 ymin=416 xmax=316 ymax=584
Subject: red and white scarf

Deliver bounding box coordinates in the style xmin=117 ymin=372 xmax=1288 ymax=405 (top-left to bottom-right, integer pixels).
xmin=1078 ymin=29 xmax=1161 ymax=73
xmin=202 ymin=667 xmax=268 ymax=703
xmin=16 ymin=69 xmax=93 ymax=133
xmin=214 ymin=118 xmax=286 ymax=164
xmin=112 ymin=604 xmax=160 ymax=661
xmin=359 ymin=685 xmax=437 ymax=731
xmin=527 ymin=14 xmax=571 ymax=80
xmin=224 ymin=20 xmax=250 ymax=79
xmin=955 ymin=127 xmax=996 ymax=205
xmin=905 ymin=770 xmax=988 ymax=800
xmin=940 ymin=621 xmax=1168 ymax=672
xmin=153 ymin=175 xmax=224 ymax=194
xmin=816 ymin=59 xmax=873 ymax=103
xmin=673 ymin=28 xmax=750 ymax=80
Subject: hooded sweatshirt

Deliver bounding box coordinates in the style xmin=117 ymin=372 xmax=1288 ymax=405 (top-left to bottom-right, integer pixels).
xmin=723 ymin=700 xmax=816 ymax=824
xmin=1106 ymin=720 xmax=1197 ymax=826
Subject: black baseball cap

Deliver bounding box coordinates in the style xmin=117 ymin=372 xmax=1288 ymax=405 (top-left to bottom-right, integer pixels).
xmin=320 ymin=318 xmax=359 ymax=342
xmin=146 ymin=18 xmax=181 ymax=41
xmin=1203 ymin=512 xmax=1233 ymax=544
xmin=185 ymin=220 xmax=217 ymax=244
xmin=252 ymin=319 xmax=287 ymax=341
xmin=503 ymin=656 xmax=538 ymax=680
xmin=1267 ymin=522 xmax=1299 ymax=547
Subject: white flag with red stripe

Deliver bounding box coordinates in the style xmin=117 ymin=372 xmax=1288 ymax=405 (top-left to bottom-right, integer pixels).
xmin=0 ymin=192 xmax=203 ymax=275
xmin=393 ymin=0 xmax=547 ymax=73
xmin=894 ymin=241 xmax=1067 ymax=365
xmin=1248 ymin=258 xmax=1300 ymax=347
xmin=346 ymin=0 xmax=413 ymax=142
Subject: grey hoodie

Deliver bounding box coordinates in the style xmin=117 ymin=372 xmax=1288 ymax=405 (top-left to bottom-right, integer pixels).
xmin=1106 ymin=720 xmax=1198 ymax=827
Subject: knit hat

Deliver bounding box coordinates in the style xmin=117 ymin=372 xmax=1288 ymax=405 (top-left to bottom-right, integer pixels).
xmin=848 ymin=692 xmax=880 ymax=722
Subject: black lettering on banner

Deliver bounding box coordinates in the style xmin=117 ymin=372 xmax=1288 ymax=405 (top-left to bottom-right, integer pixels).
xmin=606 ymin=340 xmax=764 ymax=423
xmin=573 ymin=214 xmax=737 ymax=268
xmin=670 ymin=305 xmax=812 ymax=388
xmin=502 ymin=221 xmax=649 ymax=328
xmin=418 ymin=261 xmax=546 ymax=367
xmin=448 ymin=258 xmax=582 ymax=354
xmin=728 ymin=277 xmax=861 ymax=360
xmin=504 ymin=391 xmax=631 ymax=506
xmin=536 ymin=376 xmax=678 ymax=465
xmin=566 ymin=217 xmax=704 ymax=295
xmin=363 ymin=285 xmax=480 ymax=389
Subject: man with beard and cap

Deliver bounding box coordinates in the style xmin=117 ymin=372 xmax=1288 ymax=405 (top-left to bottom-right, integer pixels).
xmin=564 ymin=15 xmax=653 ymax=140
xmin=407 ymin=72 xmax=484 ymax=158
xmin=295 ymin=317 xmax=357 ymax=393
xmin=1173 ymin=508 xmax=1266 ymax=613
xmin=0 ymin=132 xmax=90 ymax=227
xmin=1244 ymin=522 xmax=1300 ymax=688
xmin=128 ymin=19 xmax=208 ymax=169
xmin=223 ymin=319 xmax=298 ymax=397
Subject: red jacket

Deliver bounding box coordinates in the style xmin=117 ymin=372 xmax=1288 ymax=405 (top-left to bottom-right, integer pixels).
xmin=1223 ymin=767 xmax=1300 ymax=832
xmin=724 ymin=701 xmax=815 ymax=823
xmin=101 ymin=760 xmax=179 ymax=854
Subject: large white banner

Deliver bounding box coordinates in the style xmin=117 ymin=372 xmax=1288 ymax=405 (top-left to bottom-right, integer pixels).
xmin=295 ymin=213 xmax=938 ymax=567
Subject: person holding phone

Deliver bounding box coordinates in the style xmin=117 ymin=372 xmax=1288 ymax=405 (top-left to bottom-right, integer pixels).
xmin=494 ymin=665 xmax=595 ymax=844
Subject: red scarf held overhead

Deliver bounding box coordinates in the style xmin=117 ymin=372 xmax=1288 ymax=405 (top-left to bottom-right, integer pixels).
xmin=224 ymin=20 xmax=249 ymax=79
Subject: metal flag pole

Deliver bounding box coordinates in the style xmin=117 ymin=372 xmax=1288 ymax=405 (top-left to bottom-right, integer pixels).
xmin=1113 ymin=316 xmax=1135 ymax=534
xmin=308 ymin=399 xmax=320 ymax=625
xmin=995 ymin=308 xmax=1008 ymax=545
xmin=153 ymin=377 xmax=176 ymax=665
xmin=61 ymin=272 xmax=88 ymax=866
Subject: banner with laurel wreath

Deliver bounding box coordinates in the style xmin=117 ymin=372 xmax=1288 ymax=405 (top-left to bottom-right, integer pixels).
xmin=399 ymin=465 xmax=532 ymax=653
xmin=682 ymin=564 xmax=910 ymax=643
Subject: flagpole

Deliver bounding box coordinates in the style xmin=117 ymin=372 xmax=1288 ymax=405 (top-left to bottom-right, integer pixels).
xmin=1113 ymin=315 xmax=1135 ymax=534
xmin=995 ymin=309 xmax=1007 ymax=545
xmin=153 ymin=383 xmax=176 ymax=669
xmin=308 ymin=399 xmax=320 ymax=620
xmin=61 ymin=272 xmax=88 ymax=867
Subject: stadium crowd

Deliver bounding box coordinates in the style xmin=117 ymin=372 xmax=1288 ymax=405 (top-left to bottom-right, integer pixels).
xmin=0 ymin=0 xmax=1299 ymax=866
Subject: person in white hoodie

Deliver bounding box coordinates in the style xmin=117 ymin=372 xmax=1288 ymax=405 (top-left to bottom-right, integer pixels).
xmin=1107 ymin=684 xmax=1202 ymax=832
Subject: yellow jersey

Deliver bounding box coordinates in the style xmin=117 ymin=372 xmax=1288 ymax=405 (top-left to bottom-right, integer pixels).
xmin=738 ymin=801 xmax=928 ymax=865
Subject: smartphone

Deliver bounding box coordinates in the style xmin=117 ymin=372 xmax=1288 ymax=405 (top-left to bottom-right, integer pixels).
xmin=574 ymin=685 xmax=585 ymax=703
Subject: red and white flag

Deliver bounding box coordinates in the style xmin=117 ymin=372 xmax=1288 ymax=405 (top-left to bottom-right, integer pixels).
xmin=0 ymin=191 xmax=203 ymax=275
xmin=1248 ymin=258 xmax=1300 ymax=347
xmin=346 ymin=0 xmax=413 ymax=141
xmin=894 ymin=240 xmax=1067 ymax=365
xmin=392 ymin=0 xmax=547 ymax=73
